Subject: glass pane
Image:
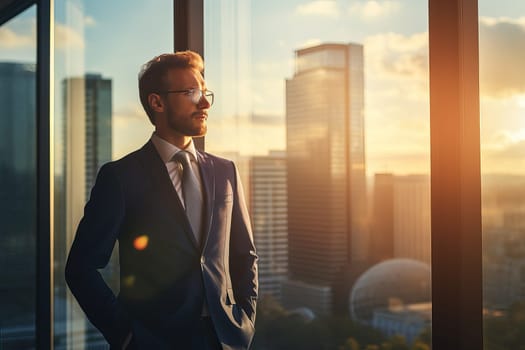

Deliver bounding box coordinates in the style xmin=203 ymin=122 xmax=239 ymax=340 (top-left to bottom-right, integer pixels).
xmin=53 ymin=1 xmax=172 ymax=348
xmin=479 ymin=2 xmax=525 ymax=349
xmin=204 ymin=1 xmax=431 ymax=348
xmin=0 ymin=5 xmax=37 ymax=349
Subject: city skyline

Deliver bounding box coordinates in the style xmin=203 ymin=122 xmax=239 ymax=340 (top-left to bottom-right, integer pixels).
xmin=2 ymin=1 xmax=525 ymax=348
xmin=2 ymin=1 xmax=524 ymax=175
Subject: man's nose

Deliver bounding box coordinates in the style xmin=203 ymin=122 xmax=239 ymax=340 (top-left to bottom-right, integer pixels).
xmin=198 ymin=95 xmax=211 ymax=108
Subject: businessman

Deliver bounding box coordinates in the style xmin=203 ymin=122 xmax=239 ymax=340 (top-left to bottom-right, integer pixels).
xmin=65 ymin=51 xmax=258 ymax=350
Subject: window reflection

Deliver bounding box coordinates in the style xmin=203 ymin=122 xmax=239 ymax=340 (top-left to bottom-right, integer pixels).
xmin=53 ymin=0 xmax=172 ymax=348
xmin=0 ymin=5 xmax=37 ymax=349
xmin=479 ymin=2 xmax=525 ymax=349
xmin=204 ymin=1 xmax=431 ymax=348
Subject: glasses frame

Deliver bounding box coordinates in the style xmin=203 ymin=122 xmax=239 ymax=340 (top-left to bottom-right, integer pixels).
xmin=158 ymin=88 xmax=214 ymax=106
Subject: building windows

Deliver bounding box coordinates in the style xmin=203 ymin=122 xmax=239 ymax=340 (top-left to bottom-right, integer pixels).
xmin=0 ymin=5 xmax=37 ymax=349
xmin=0 ymin=0 xmax=498 ymax=349
xmin=204 ymin=1 xmax=431 ymax=347
xmin=479 ymin=1 xmax=525 ymax=348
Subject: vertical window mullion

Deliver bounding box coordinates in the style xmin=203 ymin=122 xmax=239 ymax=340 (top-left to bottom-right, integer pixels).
xmin=36 ymin=0 xmax=53 ymax=348
xmin=173 ymin=0 xmax=204 ymax=151
xmin=429 ymin=0 xmax=483 ymax=349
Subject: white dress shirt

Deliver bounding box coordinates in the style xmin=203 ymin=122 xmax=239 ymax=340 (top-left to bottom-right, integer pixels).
xmin=150 ymin=132 xmax=203 ymax=209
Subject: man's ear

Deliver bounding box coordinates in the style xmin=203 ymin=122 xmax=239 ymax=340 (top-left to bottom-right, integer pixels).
xmin=148 ymin=93 xmax=164 ymax=113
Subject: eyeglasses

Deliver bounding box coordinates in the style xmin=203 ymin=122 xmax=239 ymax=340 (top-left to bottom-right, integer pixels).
xmin=159 ymin=88 xmax=214 ymax=106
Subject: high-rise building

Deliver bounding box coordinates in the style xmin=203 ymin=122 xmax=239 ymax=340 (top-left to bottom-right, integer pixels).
xmin=393 ymin=175 xmax=431 ymax=263
xmin=369 ymin=173 xmax=395 ymax=264
xmin=58 ymin=73 xmax=113 ymax=279
xmin=0 ymin=61 xmax=37 ymax=337
xmin=369 ymin=174 xmax=431 ymax=264
xmin=283 ymin=43 xmax=366 ymax=315
xmin=249 ymin=151 xmax=288 ymax=301
xmin=0 ymin=62 xmax=36 ymax=173
xmin=75 ymin=74 xmax=113 ymax=199
xmin=55 ymin=73 xmax=113 ymax=348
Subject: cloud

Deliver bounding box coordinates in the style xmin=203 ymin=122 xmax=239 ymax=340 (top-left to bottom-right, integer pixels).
xmin=479 ymin=17 xmax=525 ymax=98
xmin=0 ymin=26 xmax=34 ymax=48
xmin=484 ymin=129 xmax=525 ymax=151
xmin=361 ymin=16 xmax=525 ymax=99
xmin=84 ymin=16 xmax=97 ymax=27
xmin=0 ymin=19 xmax=86 ymax=51
xmin=348 ymin=0 xmax=401 ymax=20
xmin=55 ymin=23 xmax=85 ymax=49
xmin=114 ymin=103 xmax=146 ymax=127
xmin=295 ymin=1 xmax=339 ymax=18
xmin=364 ymin=31 xmax=428 ymax=82
xmin=482 ymin=139 xmax=525 ymax=175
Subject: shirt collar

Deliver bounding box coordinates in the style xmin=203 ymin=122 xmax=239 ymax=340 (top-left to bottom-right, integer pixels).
xmin=150 ymin=132 xmax=199 ymax=164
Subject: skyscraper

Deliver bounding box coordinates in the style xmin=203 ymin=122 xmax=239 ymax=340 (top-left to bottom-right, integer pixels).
xmin=369 ymin=174 xmax=431 ymax=264
xmin=283 ymin=43 xmax=366 ymax=315
xmin=59 ymin=73 xmax=113 ymax=281
xmin=369 ymin=173 xmax=395 ymax=265
xmin=82 ymin=74 xmax=113 ymax=199
xmin=56 ymin=73 xmax=113 ymax=348
xmin=393 ymin=175 xmax=430 ymax=263
xmin=249 ymin=151 xmax=288 ymax=301
xmin=0 ymin=61 xmax=37 ymax=343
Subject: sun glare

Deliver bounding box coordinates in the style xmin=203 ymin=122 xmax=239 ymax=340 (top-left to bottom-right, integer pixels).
xmin=133 ymin=235 xmax=149 ymax=251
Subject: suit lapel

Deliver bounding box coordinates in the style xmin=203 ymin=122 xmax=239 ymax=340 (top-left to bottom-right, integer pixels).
xmin=138 ymin=141 xmax=200 ymax=250
xmin=197 ymin=151 xmax=215 ymax=251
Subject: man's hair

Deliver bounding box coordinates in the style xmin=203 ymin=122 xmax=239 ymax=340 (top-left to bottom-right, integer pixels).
xmin=138 ymin=51 xmax=204 ymax=124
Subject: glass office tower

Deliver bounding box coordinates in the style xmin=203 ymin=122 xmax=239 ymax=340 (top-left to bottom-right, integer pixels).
xmin=283 ymin=43 xmax=367 ymax=316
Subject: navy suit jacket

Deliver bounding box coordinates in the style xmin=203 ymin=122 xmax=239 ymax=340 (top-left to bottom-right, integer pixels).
xmin=65 ymin=140 xmax=258 ymax=350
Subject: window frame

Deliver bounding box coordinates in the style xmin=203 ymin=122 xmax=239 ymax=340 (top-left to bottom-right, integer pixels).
xmin=0 ymin=0 xmax=484 ymax=348
xmin=429 ymin=0 xmax=483 ymax=349
xmin=36 ymin=0 xmax=53 ymax=348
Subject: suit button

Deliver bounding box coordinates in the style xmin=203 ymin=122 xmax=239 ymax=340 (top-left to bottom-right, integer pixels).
xmin=200 ymin=256 xmax=205 ymax=264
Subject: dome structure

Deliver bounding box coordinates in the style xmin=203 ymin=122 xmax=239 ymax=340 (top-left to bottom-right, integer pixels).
xmin=349 ymin=258 xmax=431 ymax=324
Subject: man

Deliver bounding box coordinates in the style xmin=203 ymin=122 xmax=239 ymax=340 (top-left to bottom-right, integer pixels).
xmin=65 ymin=51 xmax=258 ymax=350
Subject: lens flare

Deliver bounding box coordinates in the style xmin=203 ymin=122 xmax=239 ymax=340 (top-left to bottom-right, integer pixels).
xmin=123 ymin=275 xmax=135 ymax=287
xmin=133 ymin=235 xmax=149 ymax=250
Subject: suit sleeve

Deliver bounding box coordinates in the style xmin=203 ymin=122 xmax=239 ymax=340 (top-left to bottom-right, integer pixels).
xmin=229 ymin=162 xmax=258 ymax=324
xmin=65 ymin=163 xmax=130 ymax=346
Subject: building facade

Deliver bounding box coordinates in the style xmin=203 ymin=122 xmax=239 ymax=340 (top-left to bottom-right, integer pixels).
xmin=284 ymin=43 xmax=366 ymax=315
xmin=249 ymin=151 xmax=288 ymax=301
xmin=0 ymin=61 xmax=37 ymax=343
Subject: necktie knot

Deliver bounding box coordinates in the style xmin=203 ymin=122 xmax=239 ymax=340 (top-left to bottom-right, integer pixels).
xmin=174 ymin=150 xmax=192 ymax=168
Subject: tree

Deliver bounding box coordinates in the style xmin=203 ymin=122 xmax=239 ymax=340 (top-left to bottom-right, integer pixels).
xmin=411 ymin=342 xmax=430 ymax=350
xmin=414 ymin=326 xmax=431 ymax=346
xmin=387 ymin=335 xmax=410 ymax=350
xmin=365 ymin=345 xmax=380 ymax=350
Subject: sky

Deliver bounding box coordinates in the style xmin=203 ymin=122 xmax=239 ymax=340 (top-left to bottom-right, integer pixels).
xmin=0 ymin=0 xmax=524 ymax=176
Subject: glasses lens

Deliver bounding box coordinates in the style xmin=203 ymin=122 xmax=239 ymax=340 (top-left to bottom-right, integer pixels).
xmin=190 ymin=89 xmax=202 ymax=104
xmin=204 ymin=91 xmax=214 ymax=106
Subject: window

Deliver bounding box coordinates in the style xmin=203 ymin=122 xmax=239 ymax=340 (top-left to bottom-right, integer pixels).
xmin=53 ymin=1 xmax=172 ymax=347
xmin=204 ymin=1 xmax=431 ymax=348
xmin=0 ymin=5 xmax=37 ymax=349
xmin=479 ymin=1 xmax=525 ymax=348
xmin=0 ymin=1 xmax=487 ymax=348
